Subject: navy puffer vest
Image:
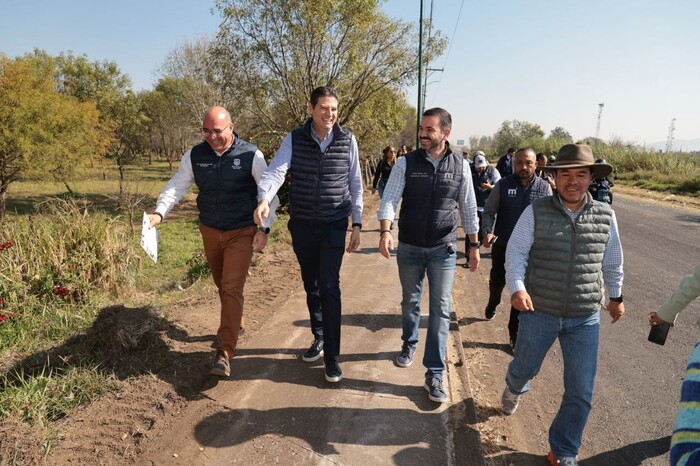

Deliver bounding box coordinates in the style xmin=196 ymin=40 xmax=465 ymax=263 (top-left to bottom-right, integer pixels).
xmin=191 ymin=136 xmax=258 ymax=231
xmin=493 ymin=174 xmax=550 ymax=245
xmin=289 ymin=119 xmax=353 ymax=223
xmin=398 ymin=148 xmax=462 ymax=247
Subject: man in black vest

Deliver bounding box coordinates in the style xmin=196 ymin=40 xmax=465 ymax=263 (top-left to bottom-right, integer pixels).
xmin=482 ymin=148 xmax=552 ymax=351
xmin=378 ymin=107 xmax=480 ymax=403
xmin=148 ymin=106 xmax=277 ymax=378
xmin=254 ymin=86 xmax=363 ymax=383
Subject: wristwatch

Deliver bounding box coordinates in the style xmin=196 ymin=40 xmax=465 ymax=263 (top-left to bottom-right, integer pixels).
xmin=469 ymin=241 xmax=482 ymax=249
xmin=609 ymin=295 xmax=623 ymax=303
xmin=258 ymin=226 xmax=270 ymax=234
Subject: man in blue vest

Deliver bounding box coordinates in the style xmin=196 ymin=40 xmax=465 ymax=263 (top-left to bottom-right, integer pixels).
xmin=482 ymin=148 xmax=552 ymax=351
xmin=500 ymin=144 xmax=624 ymax=466
xmin=378 ymin=107 xmax=480 ymax=403
xmin=254 ymin=86 xmax=363 ymax=383
xmin=148 ymin=106 xmax=277 ymax=378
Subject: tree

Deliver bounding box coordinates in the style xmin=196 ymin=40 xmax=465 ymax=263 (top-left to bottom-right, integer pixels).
xmin=0 ymin=56 xmax=101 ymax=219
xmin=493 ymin=120 xmax=545 ymax=157
xmin=142 ymin=78 xmax=200 ymax=170
xmin=211 ymin=0 xmax=445 ymax=133
xmin=548 ymin=126 xmax=573 ymax=143
xmin=157 ymin=37 xmax=234 ymax=126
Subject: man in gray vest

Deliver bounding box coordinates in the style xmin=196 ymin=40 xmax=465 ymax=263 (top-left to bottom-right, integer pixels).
xmin=378 ymin=107 xmax=480 ymax=403
xmin=482 ymin=148 xmax=551 ymax=350
xmin=148 ymin=106 xmax=277 ymax=378
xmin=254 ymin=86 xmax=363 ymax=384
xmin=500 ymin=144 xmax=625 ymax=466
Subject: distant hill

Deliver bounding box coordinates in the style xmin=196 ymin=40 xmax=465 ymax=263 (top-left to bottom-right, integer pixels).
xmin=647 ymin=138 xmax=700 ymax=153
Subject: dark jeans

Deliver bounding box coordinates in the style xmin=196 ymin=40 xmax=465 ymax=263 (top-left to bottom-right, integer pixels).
xmin=288 ymin=217 xmax=348 ymax=364
xmin=488 ymin=243 xmax=520 ymax=344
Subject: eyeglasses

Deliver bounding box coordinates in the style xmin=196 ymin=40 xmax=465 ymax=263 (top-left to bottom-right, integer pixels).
xmin=202 ymin=126 xmax=230 ymax=136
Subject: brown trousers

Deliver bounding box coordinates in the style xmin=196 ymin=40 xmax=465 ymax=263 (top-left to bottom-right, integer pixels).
xmin=199 ymin=224 xmax=256 ymax=358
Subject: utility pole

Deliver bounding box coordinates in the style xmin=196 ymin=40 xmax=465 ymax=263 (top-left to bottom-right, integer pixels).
xmin=595 ymin=103 xmax=604 ymax=140
xmin=415 ymin=0 xmax=424 ymax=148
xmin=665 ymin=118 xmax=676 ymax=153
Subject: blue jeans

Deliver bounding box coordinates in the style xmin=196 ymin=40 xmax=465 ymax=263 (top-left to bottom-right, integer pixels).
xmin=397 ymin=241 xmax=457 ymax=379
xmin=505 ymin=310 xmax=600 ymax=458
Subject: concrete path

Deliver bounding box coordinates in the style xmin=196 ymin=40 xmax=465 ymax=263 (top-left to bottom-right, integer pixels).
xmin=147 ymin=199 xmax=485 ymax=465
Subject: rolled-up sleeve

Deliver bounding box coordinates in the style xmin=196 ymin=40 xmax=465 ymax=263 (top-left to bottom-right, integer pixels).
xmin=459 ymin=163 xmax=479 ymax=235
xmin=377 ymin=157 xmax=406 ymax=221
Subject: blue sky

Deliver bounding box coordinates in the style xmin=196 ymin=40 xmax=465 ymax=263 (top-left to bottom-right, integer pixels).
xmin=2 ymin=0 xmax=698 ymax=147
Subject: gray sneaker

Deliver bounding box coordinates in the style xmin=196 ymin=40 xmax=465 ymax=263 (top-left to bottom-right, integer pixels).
xmin=424 ymin=377 xmax=448 ymax=403
xmin=501 ymin=387 xmax=521 ymax=415
xmin=210 ymin=350 xmax=231 ymax=377
xmin=547 ymin=451 xmax=579 ymax=466
xmin=396 ymin=344 xmax=416 ymax=367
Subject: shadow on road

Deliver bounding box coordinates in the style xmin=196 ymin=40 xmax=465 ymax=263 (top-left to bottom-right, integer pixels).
xmin=580 ymin=435 xmax=670 ymax=465
xmin=193 ymin=404 xmax=480 ymax=465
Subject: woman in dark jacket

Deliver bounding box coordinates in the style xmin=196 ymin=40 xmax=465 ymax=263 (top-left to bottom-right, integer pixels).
xmin=372 ymin=145 xmax=397 ymax=198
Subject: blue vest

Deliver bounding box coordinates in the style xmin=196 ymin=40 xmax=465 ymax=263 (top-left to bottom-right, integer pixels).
xmin=190 ymin=136 xmax=258 ymax=231
xmin=289 ymin=119 xmax=353 ymax=223
xmin=398 ymin=148 xmax=462 ymax=247
xmin=493 ymin=174 xmax=550 ymax=245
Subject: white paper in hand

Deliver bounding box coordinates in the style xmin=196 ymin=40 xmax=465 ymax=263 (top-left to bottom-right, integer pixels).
xmin=141 ymin=212 xmax=158 ymax=263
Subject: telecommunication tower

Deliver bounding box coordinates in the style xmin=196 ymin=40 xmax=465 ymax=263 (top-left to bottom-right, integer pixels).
xmin=595 ymin=103 xmax=604 ymax=140
xmin=665 ymin=118 xmax=676 ymax=153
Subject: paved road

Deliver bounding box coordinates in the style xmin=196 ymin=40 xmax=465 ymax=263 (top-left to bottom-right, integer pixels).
xmin=583 ymin=193 xmax=700 ymax=465
xmin=453 ymin=191 xmax=700 ymax=466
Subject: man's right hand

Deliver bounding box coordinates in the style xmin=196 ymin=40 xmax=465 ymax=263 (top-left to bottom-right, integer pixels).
xmin=253 ymin=200 xmax=269 ymax=226
xmin=148 ymin=214 xmax=162 ymax=229
xmin=511 ymin=290 xmax=534 ymax=312
xmin=379 ymin=232 xmax=393 ymax=259
xmin=483 ymin=233 xmax=494 ymax=249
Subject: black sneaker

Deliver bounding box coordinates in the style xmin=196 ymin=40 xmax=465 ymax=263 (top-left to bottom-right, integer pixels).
xmin=302 ymin=339 xmax=324 ymax=362
xmin=424 ymin=377 xmax=448 ymax=403
xmin=485 ymin=305 xmax=497 ymax=320
xmin=210 ymin=350 xmax=231 ymax=377
xmin=324 ymin=360 xmax=342 ymax=383
xmin=396 ymin=343 xmax=416 ymax=367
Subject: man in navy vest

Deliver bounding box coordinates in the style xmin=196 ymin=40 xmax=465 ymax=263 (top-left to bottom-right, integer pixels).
xmin=482 ymin=148 xmax=552 ymax=351
xmin=496 ymin=147 xmax=516 ymax=178
xmin=254 ymin=86 xmax=363 ymax=383
xmin=148 ymin=106 xmax=277 ymax=378
xmin=378 ymin=107 xmax=480 ymax=403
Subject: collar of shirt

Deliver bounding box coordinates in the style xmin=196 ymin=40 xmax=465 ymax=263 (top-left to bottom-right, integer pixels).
xmin=213 ymin=138 xmax=236 ymax=157
xmin=311 ymin=128 xmax=333 ymax=145
xmin=557 ymin=193 xmax=590 ymax=217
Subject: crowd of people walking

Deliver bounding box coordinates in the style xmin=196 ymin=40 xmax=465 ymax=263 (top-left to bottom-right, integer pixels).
xmin=144 ymin=86 xmax=700 ymax=466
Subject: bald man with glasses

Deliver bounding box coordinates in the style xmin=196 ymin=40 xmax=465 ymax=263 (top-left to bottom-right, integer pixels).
xmin=148 ymin=106 xmax=278 ymax=378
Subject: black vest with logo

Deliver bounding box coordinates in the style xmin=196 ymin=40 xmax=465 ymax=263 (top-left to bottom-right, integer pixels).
xmin=398 ymin=148 xmax=463 ymax=247
xmin=289 ymin=119 xmax=353 ymax=223
xmin=190 ymin=136 xmax=258 ymax=231
xmin=493 ymin=174 xmax=550 ymax=245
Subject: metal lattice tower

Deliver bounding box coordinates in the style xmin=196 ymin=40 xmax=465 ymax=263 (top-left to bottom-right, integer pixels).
xmin=595 ymin=103 xmax=604 ymax=140
xmin=665 ymin=118 xmax=676 ymax=153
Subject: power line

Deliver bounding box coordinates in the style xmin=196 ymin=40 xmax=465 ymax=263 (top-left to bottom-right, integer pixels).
xmin=428 ymin=0 xmax=466 ymax=107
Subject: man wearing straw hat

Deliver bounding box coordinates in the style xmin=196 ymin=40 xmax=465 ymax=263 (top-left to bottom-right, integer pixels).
xmin=499 ymin=144 xmax=625 ymax=466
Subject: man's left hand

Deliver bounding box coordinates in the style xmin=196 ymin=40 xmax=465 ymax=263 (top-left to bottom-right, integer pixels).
xmin=468 ymin=247 xmax=480 ymax=272
xmin=605 ymin=301 xmax=625 ymax=324
xmin=346 ymin=227 xmax=360 ymax=253
xmin=252 ymin=230 xmax=268 ymax=253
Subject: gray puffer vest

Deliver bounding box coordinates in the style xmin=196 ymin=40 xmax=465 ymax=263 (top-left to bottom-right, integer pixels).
xmin=527 ymin=194 xmax=613 ymax=317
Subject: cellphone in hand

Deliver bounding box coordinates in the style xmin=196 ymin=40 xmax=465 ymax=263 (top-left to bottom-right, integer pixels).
xmin=648 ymin=322 xmax=671 ymax=345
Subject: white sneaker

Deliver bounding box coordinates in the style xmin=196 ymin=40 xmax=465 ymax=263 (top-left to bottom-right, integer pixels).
xmin=501 ymin=387 xmax=521 ymax=415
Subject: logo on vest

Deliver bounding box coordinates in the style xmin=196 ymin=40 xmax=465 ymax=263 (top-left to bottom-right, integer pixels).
xmin=507 ymin=188 xmax=518 ymax=197
xmin=232 ymin=158 xmax=241 ymax=169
